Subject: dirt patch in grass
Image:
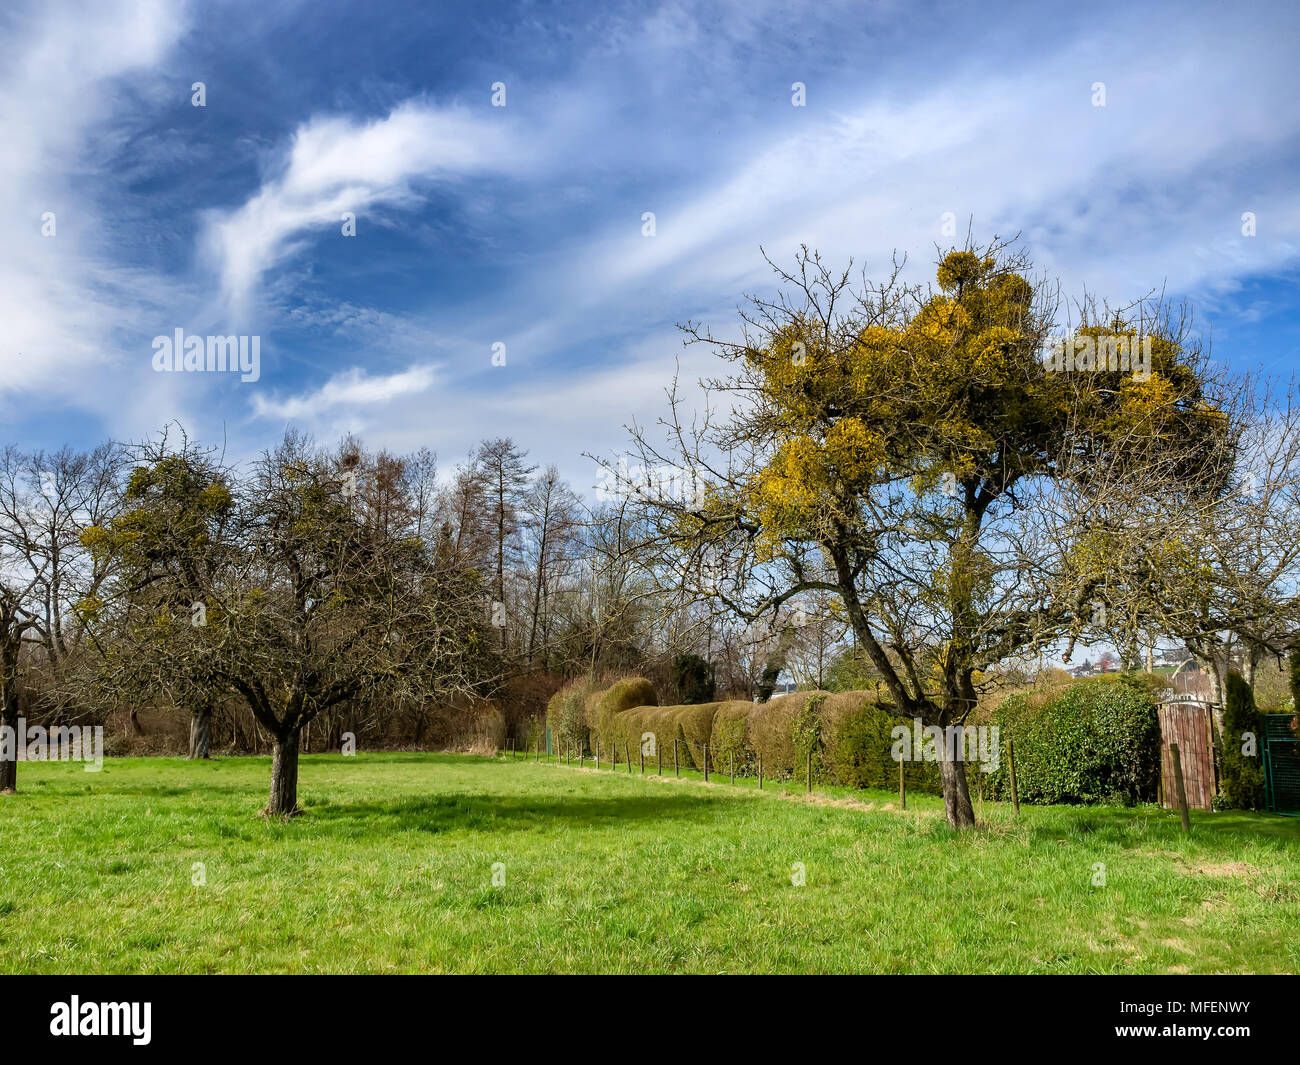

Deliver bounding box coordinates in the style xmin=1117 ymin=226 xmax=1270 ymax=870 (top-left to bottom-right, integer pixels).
xmin=1183 ymin=860 xmax=1259 ymax=878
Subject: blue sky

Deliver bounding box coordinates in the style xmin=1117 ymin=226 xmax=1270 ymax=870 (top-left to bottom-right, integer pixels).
xmin=3 ymin=0 xmax=1299 ymax=491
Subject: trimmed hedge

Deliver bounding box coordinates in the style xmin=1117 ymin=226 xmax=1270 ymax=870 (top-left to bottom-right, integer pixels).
xmin=747 ymin=691 xmax=828 ymax=778
xmin=821 ymin=692 xmax=942 ymax=793
xmin=665 ymin=702 xmax=719 ymax=769
xmin=707 ymin=701 xmax=758 ymax=774
xmin=610 ymin=703 xmax=683 ymax=766
xmin=586 ymin=674 xmax=1161 ymax=807
xmin=584 ymin=677 xmax=658 ymax=753
xmin=986 ymin=674 xmax=1160 ymax=805
xmin=704 ymin=689 xmax=946 ymax=793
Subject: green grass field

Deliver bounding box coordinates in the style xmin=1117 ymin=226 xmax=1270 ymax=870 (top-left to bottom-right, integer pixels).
xmin=1 ymin=752 xmax=1296 ymax=973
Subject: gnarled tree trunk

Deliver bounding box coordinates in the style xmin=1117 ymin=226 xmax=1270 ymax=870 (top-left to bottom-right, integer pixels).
xmin=939 ymin=753 xmax=976 ymax=829
xmin=266 ymin=729 xmax=301 ymax=817
xmin=188 ymin=703 xmax=212 ymax=760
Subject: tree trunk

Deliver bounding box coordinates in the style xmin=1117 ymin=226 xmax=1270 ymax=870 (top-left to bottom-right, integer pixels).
xmin=0 ymin=686 xmax=17 ymax=794
xmin=188 ymin=704 xmax=212 ymax=760
xmin=939 ymin=755 xmax=976 ymax=829
xmin=266 ymin=729 xmax=301 ymax=817
xmin=1203 ymin=656 xmax=1226 ymax=737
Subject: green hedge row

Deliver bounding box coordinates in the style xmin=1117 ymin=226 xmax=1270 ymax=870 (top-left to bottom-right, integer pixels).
xmin=599 ymin=687 xmax=946 ymax=794
xmin=544 ymin=675 xmax=658 ymax=757
xmin=984 ymin=675 xmax=1161 ymax=805
xmin=552 ymin=673 xmax=1165 ymax=808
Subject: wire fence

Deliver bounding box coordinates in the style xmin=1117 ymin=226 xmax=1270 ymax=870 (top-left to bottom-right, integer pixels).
xmin=503 ymin=726 xmax=1189 ymax=826
xmin=504 ymin=733 xmax=919 ymax=807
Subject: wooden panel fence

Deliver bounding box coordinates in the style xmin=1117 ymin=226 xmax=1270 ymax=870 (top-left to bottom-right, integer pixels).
xmin=1158 ymin=701 xmax=1215 ymax=810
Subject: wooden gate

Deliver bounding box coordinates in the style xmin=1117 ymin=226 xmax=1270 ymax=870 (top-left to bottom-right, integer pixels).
xmin=1157 ymin=698 xmax=1216 ymax=810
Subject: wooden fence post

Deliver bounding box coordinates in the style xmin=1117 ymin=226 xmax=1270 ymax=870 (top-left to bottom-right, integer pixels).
xmin=625 ymin=742 xmax=632 ymax=774
xmin=807 ymin=748 xmax=813 ymax=795
xmin=657 ymin=742 xmax=661 ymax=776
xmin=758 ymin=753 xmax=763 ymax=790
xmin=1008 ymin=737 xmax=1020 ymax=817
xmin=730 ymin=751 xmax=734 ymax=785
xmin=899 ymin=758 xmax=906 ymax=811
xmin=1171 ymin=742 xmax=1192 ymax=834
xmin=703 ymin=743 xmax=709 ymax=782
xmin=674 ymin=739 xmax=679 ymax=777
xmin=640 ymin=744 xmax=645 ymax=775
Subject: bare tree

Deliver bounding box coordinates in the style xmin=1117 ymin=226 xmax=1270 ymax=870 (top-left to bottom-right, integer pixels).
xmin=475 ymin=438 xmax=536 ymax=655
xmin=87 ymin=430 xmax=498 ymax=814
xmin=0 ymin=443 xmax=123 ymax=792
xmin=521 ymin=465 xmax=580 ymax=667
xmin=618 ymin=241 xmax=1227 ymax=829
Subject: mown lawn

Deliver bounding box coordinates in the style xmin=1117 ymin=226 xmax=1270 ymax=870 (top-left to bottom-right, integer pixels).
xmin=0 ymin=751 xmax=1296 ymax=973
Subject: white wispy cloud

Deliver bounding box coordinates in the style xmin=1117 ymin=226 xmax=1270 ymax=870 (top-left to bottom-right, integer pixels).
xmin=4 ymin=0 xmax=1297 ymax=482
xmin=0 ymin=0 xmax=187 ymax=414
xmin=251 ymin=363 xmax=438 ymax=421
xmin=564 ymin=5 xmax=1300 ymax=318
xmin=201 ymin=102 xmax=522 ymax=314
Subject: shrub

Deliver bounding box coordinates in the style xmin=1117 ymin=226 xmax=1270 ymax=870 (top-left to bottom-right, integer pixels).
xmin=986 ymin=674 xmax=1161 ymax=805
xmin=672 ymin=654 xmax=716 ymax=704
xmin=622 ymin=704 xmax=690 ymax=768
xmin=1217 ymin=671 xmax=1266 ymax=811
xmin=821 ymin=692 xmax=943 ymax=794
xmin=609 ymin=702 xmax=680 ymax=766
xmin=791 ymin=693 xmax=829 ymax=779
xmin=546 ymin=677 xmax=594 ymax=756
xmin=665 ymin=701 xmax=719 ymax=768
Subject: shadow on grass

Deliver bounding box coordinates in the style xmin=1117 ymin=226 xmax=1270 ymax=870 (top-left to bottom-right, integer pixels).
xmin=1012 ymin=803 xmax=1300 ymax=849
xmin=308 ymin=790 xmax=728 ymax=835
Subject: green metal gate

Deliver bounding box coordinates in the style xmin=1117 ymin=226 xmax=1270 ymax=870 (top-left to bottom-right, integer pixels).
xmin=1263 ymin=714 xmax=1300 ymax=815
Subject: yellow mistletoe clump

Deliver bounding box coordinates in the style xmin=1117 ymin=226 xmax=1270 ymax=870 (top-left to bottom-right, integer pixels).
xmin=935 ymin=251 xmax=991 ymax=292
xmin=823 ymin=418 xmax=884 ymax=483
xmin=755 ymin=436 xmax=824 ymax=527
xmin=732 ymin=248 xmax=1223 ymax=573
xmin=1117 ymin=372 xmax=1177 ymax=425
xmin=1066 ymin=528 xmax=1123 ymax=583
xmin=746 ymin=324 xmax=829 ymax=424
xmin=751 ymin=419 xmax=885 ymax=548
